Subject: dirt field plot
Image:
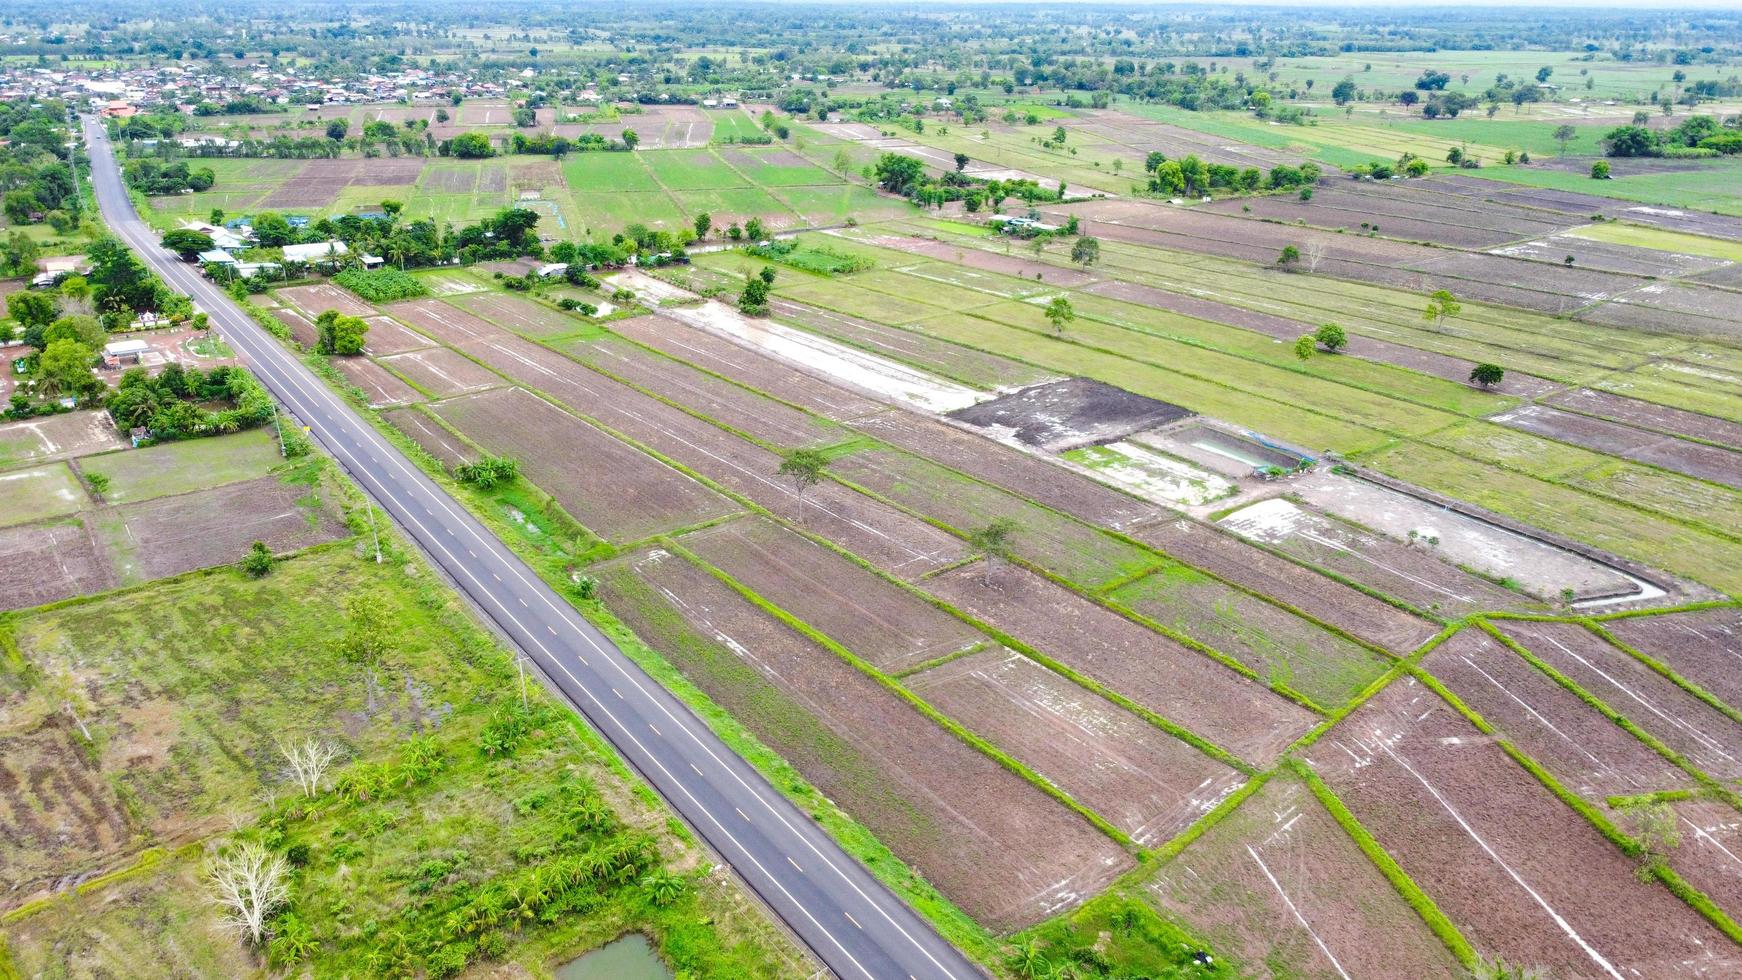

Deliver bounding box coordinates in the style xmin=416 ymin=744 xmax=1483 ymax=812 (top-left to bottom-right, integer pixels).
xmin=384 ymin=297 xmax=507 ymax=347
xmin=260 ymin=158 xmax=425 ymax=208
xmin=1148 ymin=773 xmax=1465 ymax=979
xmin=848 ymin=410 xmax=1161 ymax=531
xmin=1425 ymin=629 xmax=1692 ymax=800
xmin=770 ymin=299 xmax=1049 ymax=391
xmin=434 ymin=387 xmax=737 ymax=542
xmin=567 ymin=335 xmax=835 ymax=448
xmin=273 ymin=308 xmax=319 ymax=348
xmin=0 ymin=520 xmax=115 ymax=611
xmin=0 ymin=464 xmax=87 ymax=527
xmin=1495 ymin=405 xmax=1742 ymax=488
xmin=1307 ymin=676 xmax=1741 ymax=977
xmin=908 ymin=648 xmax=1246 ymax=845
xmin=1547 ymin=388 xmax=1742 ymax=449
xmin=847 ymin=231 xmax=1099 ymax=287
xmin=1218 ymin=498 xmax=1535 ymax=617
xmin=1604 ymin=608 xmax=1742 ymax=712
xmin=924 ymin=562 xmax=1315 ymax=764
xmin=599 ymin=548 xmax=1129 ymax=930
xmin=384 ymin=407 xmax=476 ymax=471
xmin=359 ymin=316 xmax=434 ymax=356
xmin=1629 ymin=799 xmax=1742 ymax=925
xmin=278 ymin=283 xmax=374 ymax=319
xmin=98 ymin=477 xmax=344 ymax=584
xmin=1203 ymin=181 xmax=1569 ymax=249
xmin=607 ymin=313 xmax=884 ymax=420
xmin=0 ymin=412 xmax=126 ymax=469
xmin=378 ymin=347 xmax=501 ymax=397
xmin=448 ymin=292 xmax=578 ymax=337
xmin=682 ymin=516 xmax=983 ymax=673
xmin=947 ymin=378 xmax=1191 ymax=453
xmin=334 ymin=357 xmax=421 ymax=407
xmin=1109 ymin=562 xmax=1390 ymax=710
xmin=1499 ymin=620 xmax=1742 ymax=780
xmin=1495 ymin=233 xmax=1729 ymax=279
xmin=834 ymin=447 xmax=1162 ymax=590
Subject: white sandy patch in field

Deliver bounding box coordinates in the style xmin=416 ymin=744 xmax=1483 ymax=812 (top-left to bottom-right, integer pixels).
xmin=423 ymin=274 xmax=483 ymax=296
xmin=1064 ymin=442 xmax=1232 ymax=507
xmin=1293 ymin=473 xmax=1638 ymax=601
xmin=613 ymin=272 xmax=986 ymax=414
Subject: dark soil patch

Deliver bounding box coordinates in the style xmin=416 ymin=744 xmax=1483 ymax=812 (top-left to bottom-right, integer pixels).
xmin=383 ymin=408 xmax=476 ymax=471
xmin=947 ymin=377 xmax=1191 ymax=452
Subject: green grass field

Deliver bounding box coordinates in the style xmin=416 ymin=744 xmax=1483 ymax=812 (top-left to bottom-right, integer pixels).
xmin=1565 ymin=221 xmax=1742 ymax=261
xmin=708 ymin=110 xmax=767 ymax=142
xmin=0 ymin=463 xmax=88 ymax=527
xmin=79 ymin=429 xmax=282 ymax=503
xmin=1464 ymin=157 xmax=1742 ymax=216
xmin=645 ymin=148 xmax=747 ymax=190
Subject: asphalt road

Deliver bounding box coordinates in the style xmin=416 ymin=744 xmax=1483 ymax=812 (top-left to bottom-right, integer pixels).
xmin=82 ymin=116 xmax=982 ymax=980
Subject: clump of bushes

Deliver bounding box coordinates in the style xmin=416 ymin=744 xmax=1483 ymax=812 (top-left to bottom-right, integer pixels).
xmin=334 ymin=266 xmax=428 ymax=302
xmin=105 ymin=363 xmax=275 ymax=441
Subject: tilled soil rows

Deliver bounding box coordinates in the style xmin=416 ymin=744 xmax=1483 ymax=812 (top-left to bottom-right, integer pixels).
xmin=433 ymin=387 xmax=739 ymax=543
xmin=1499 ymin=620 xmax=1742 ymax=779
xmin=599 ymin=547 xmax=1131 ymax=931
xmin=383 ymin=408 xmax=476 ymax=470
xmin=1423 ymin=629 xmax=1692 ymax=800
xmin=906 ymin=647 xmax=1248 ymax=845
xmin=682 ymin=515 xmax=984 ymax=674
xmin=1148 ymin=773 xmax=1466 ymax=979
xmin=1308 ymin=675 xmax=1742 ymax=977
xmin=279 ymin=283 xmax=374 ymax=319
xmin=1495 ymin=404 xmax=1742 ymax=488
xmin=1603 ymin=608 xmax=1742 ymax=711
xmin=1547 ymin=387 xmax=1742 ymax=449
xmin=923 ymin=562 xmax=1317 ymax=766
xmin=0 ymin=520 xmax=115 ymax=612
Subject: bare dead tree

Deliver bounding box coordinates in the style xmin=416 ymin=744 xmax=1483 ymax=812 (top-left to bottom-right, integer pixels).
xmin=279 ymin=738 xmax=342 ymax=797
xmin=208 ymin=841 xmax=290 ymax=946
xmin=1303 ymin=240 xmax=1327 ymax=274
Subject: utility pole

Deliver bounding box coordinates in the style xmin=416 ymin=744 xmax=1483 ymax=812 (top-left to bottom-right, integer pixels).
xmin=272 ymin=402 xmax=285 ymax=456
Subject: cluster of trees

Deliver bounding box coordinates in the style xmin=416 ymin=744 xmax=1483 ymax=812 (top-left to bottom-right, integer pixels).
xmin=0 ymin=100 xmax=81 ymax=230
xmin=314 ymin=309 xmax=370 ymax=355
xmin=123 ymin=158 xmax=217 ymax=194
xmin=872 ymin=152 xmax=1060 ymax=210
xmin=1603 ymin=115 xmax=1742 ymax=158
xmin=106 ymin=363 xmax=275 ymax=440
xmin=1143 ymin=152 xmax=1321 ymax=197
xmin=507 ymin=129 xmax=638 ymax=156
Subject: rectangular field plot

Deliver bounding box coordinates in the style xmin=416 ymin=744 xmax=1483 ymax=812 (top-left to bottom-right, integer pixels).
xmin=1218 ymin=498 xmax=1540 ymax=617
xmin=277 ymin=283 xmax=373 ymax=319
xmin=0 ymin=520 xmax=116 ymax=611
xmin=569 ymin=191 xmax=689 ymax=236
xmin=432 ymin=388 xmax=738 ymax=542
xmin=0 ymin=464 xmax=88 ymax=527
xmin=643 ymin=148 xmax=746 ymax=190
xmin=770 ymin=299 xmax=1050 ymax=391
xmin=96 ymin=477 xmax=345 ymax=585
xmin=771 ymin=184 xmax=913 ymax=225
xmin=1424 ymin=629 xmax=1692 ymax=800
xmin=78 ymin=430 xmax=281 ymax=504
xmin=383 ymin=408 xmax=476 ymax=471
xmin=907 ymin=648 xmax=1246 ymax=845
xmin=561 ymin=150 xmax=662 ymax=193
xmin=334 ymin=357 xmax=421 ymax=408
xmin=670 ymin=188 xmax=798 ymax=227
xmin=1109 ymin=563 xmax=1391 ymax=711
xmin=448 ymin=292 xmax=581 ymax=338
xmin=1547 ymin=387 xmax=1742 ymax=450
xmin=358 ymin=316 xmax=433 ymax=356
xmin=566 ymin=335 xmax=837 ymax=448
xmin=1500 ymin=620 xmax=1742 ymax=778
xmin=1603 ymin=609 xmax=1742 ymax=711
xmin=605 ymin=313 xmax=884 ymax=420
xmin=833 ymin=447 xmax=1163 ymax=590
xmin=378 ymin=348 xmax=502 ymax=397
xmin=1495 ymin=404 xmax=1742 ymax=489
xmin=1307 ymin=676 xmax=1742 ymax=978
xmin=924 ymin=563 xmax=1316 ymax=765
xmin=598 ymin=548 xmax=1131 ymax=931
xmin=681 ymin=516 xmax=983 ymax=673
xmin=1148 ymin=773 xmax=1465 ymax=980
xmin=273 ymin=309 xmax=319 ymax=348
xmin=0 ymin=412 xmax=127 ymax=469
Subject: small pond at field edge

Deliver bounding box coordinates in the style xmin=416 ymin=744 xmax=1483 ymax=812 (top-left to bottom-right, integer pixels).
xmin=554 ymin=933 xmax=673 ymax=980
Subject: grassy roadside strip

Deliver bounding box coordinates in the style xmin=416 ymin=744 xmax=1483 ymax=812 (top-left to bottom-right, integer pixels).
xmin=1409 ymin=659 xmax=1742 ymax=947
xmin=659 ymin=536 xmax=1140 ymax=852
xmin=1581 ymin=620 xmax=1742 ymax=729
xmin=1474 ymin=619 xmax=1742 ymax=810
xmin=248 ymin=313 xmax=1012 ymax=968
xmin=1289 ymin=758 xmax=1478 ymax=970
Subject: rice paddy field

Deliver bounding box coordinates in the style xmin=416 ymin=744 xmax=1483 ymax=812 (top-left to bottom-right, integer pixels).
xmin=111 ymin=81 xmax=1742 ymax=976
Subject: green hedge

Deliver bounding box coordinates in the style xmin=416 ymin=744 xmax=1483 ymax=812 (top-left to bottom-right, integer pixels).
xmin=333 ymin=266 xmax=428 ymax=302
